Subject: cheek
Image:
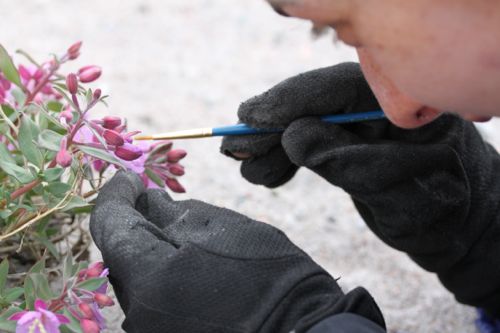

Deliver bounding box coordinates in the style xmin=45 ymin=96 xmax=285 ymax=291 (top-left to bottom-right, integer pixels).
xmin=357 ymin=3 xmax=500 ymax=117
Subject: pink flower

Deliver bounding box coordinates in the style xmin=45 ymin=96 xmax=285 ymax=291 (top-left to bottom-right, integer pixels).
xmin=9 ymin=299 xmax=69 ymax=333
xmin=77 ymin=66 xmax=102 ymax=83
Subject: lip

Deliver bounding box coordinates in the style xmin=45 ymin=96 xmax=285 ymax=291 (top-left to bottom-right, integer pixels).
xmin=462 ymin=114 xmax=492 ymax=123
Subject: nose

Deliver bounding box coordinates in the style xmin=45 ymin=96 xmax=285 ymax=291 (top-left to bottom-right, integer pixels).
xmin=357 ymin=49 xmax=442 ymax=129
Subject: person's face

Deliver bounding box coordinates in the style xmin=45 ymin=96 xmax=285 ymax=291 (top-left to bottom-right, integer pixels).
xmin=268 ymin=0 xmax=500 ymax=128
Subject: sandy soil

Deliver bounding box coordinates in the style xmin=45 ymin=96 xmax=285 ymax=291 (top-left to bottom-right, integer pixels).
xmin=2 ymin=1 xmax=500 ymax=332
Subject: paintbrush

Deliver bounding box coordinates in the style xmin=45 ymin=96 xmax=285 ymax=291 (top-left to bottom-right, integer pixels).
xmin=133 ymin=110 xmax=385 ymax=140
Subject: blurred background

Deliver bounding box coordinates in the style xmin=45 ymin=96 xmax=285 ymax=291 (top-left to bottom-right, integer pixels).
xmin=2 ymin=0 xmax=499 ymax=332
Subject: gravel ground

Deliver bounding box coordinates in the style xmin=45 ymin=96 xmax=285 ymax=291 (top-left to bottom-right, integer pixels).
xmin=2 ymin=1 xmax=500 ymax=332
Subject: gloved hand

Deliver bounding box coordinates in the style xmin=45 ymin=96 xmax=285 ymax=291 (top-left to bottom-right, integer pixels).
xmin=90 ymin=171 xmax=385 ymax=333
xmin=221 ymin=62 xmax=379 ymax=187
xmin=221 ymin=63 xmax=500 ymax=317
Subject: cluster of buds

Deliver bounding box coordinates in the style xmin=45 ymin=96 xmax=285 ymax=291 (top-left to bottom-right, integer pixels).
xmin=8 ymin=262 xmax=113 ymax=333
xmin=88 ymin=116 xmax=143 ymax=162
xmin=139 ymin=141 xmax=187 ymax=192
xmin=69 ymin=262 xmax=114 ymax=333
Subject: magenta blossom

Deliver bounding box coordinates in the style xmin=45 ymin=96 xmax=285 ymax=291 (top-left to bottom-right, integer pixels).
xmin=9 ymin=299 xmax=69 ymax=333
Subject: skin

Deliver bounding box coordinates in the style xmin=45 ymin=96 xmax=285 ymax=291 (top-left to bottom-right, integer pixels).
xmin=268 ymin=0 xmax=500 ymax=128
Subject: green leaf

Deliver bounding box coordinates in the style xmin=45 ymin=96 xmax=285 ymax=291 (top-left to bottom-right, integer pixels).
xmin=10 ymin=88 xmax=26 ymax=106
xmin=29 ymin=273 xmax=56 ymax=300
xmin=35 ymin=235 xmax=60 ymax=260
xmin=35 ymin=104 xmax=67 ymax=132
xmin=0 ymin=319 xmax=16 ymax=332
xmin=61 ymin=196 xmax=91 ymax=212
xmin=0 ymin=258 xmax=8 ymax=293
xmin=61 ymin=308 xmax=83 ymax=333
xmin=46 ymin=101 xmax=63 ymax=113
xmin=29 ymin=259 xmax=45 ymax=274
xmin=45 ymin=182 xmax=71 ymax=197
xmin=18 ymin=117 xmax=43 ymax=167
xmin=0 ymin=306 xmax=21 ymax=332
xmin=23 ymin=276 xmax=35 ymax=310
xmin=3 ymin=287 xmax=24 ymax=303
xmin=145 ymin=168 xmax=164 ymax=187
xmin=52 ymin=86 xmax=78 ymax=111
xmin=0 ymin=44 xmax=23 ymax=89
xmin=38 ymin=129 xmax=62 ymax=152
xmin=75 ymin=277 xmax=107 ymax=291
xmin=0 ymin=306 xmax=22 ymax=319
xmin=18 ymin=116 xmax=43 ymax=168
xmin=42 ymin=167 xmax=64 ymax=182
xmin=0 ymin=143 xmax=15 ymax=165
xmin=0 ymin=159 xmax=36 ymax=183
xmin=62 ymin=255 xmax=74 ymax=282
xmin=72 ymin=261 xmax=88 ymax=277
xmin=77 ymin=145 xmax=126 ymax=168
xmin=0 ymin=209 xmax=13 ymax=219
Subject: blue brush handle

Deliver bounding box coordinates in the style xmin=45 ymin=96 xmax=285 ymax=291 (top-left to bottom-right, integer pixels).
xmin=212 ymin=110 xmax=385 ymax=136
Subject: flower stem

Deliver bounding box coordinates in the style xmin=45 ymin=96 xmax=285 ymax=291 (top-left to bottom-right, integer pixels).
xmin=24 ymin=61 xmax=60 ymax=106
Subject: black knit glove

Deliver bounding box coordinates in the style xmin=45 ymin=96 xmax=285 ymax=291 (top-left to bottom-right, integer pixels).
xmin=221 ymin=62 xmax=379 ymax=187
xmin=90 ymin=171 xmax=385 ymax=333
xmin=221 ymin=63 xmax=500 ymax=317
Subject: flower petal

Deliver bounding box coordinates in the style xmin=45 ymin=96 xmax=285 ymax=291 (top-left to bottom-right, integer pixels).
xmin=34 ymin=299 xmax=48 ymax=311
xmin=8 ymin=311 xmax=28 ymax=321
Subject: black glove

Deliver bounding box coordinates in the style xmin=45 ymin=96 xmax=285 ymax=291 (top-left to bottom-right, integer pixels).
xmin=221 ymin=63 xmax=500 ymax=317
xmin=90 ymin=171 xmax=385 ymax=333
xmin=221 ymin=62 xmax=379 ymax=187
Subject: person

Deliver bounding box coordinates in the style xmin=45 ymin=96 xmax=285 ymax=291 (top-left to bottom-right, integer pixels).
xmin=89 ymin=0 xmax=500 ymax=332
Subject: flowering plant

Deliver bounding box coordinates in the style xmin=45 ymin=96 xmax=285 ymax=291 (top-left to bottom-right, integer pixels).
xmin=0 ymin=42 xmax=187 ymax=332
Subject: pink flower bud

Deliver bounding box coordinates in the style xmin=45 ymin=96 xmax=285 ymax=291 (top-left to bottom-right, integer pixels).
xmin=93 ymin=88 xmax=102 ymax=100
xmin=80 ymin=319 xmax=100 ymax=333
xmin=86 ymin=262 xmax=105 ymax=278
xmin=102 ymin=116 xmax=121 ymax=129
xmin=68 ymin=41 xmax=82 ymax=60
xmin=93 ymin=159 xmax=106 ymax=172
xmin=78 ymin=303 xmax=94 ymax=320
xmin=0 ymin=75 xmax=11 ymax=90
xmin=94 ymin=293 xmax=114 ymax=307
xmin=115 ymin=143 xmax=143 ymax=161
xmin=166 ymin=149 xmax=187 ymax=163
xmin=103 ymin=129 xmax=125 ymax=146
xmin=42 ymin=84 xmax=55 ymax=95
xmin=33 ymin=68 xmax=44 ymax=81
xmin=78 ymin=65 xmax=102 ymax=83
xmin=56 ymin=149 xmax=72 ymax=167
xmin=165 ymin=178 xmax=186 ymax=193
xmin=168 ymin=164 xmax=185 ymax=176
xmin=18 ymin=65 xmax=31 ymax=80
xmin=78 ymin=269 xmax=88 ymax=279
xmin=60 ymin=108 xmax=73 ymax=123
xmin=66 ymin=73 xmax=78 ymax=95
xmin=56 ymin=138 xmax=72 ymax=167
